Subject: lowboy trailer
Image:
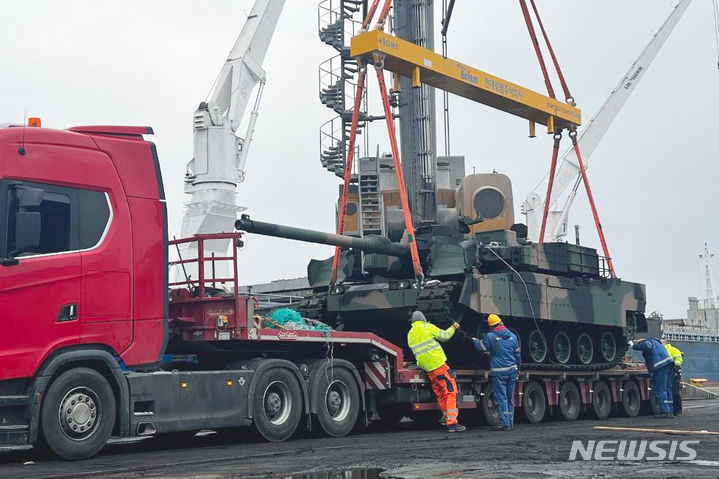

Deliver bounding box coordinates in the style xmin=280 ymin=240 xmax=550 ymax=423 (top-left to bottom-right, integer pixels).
xmin=0 ymin=125 xmax=652 ymax=460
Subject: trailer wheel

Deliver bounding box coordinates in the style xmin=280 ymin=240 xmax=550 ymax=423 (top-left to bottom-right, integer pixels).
xmin=591 ymin=381 xmax=612 ymax=420
xmin=558 ymin=382 xmax=581 ymax=421
xmin=520 ymin=381 xmax=546 ymax=424
xmin=621 ymin=380 xmax=641 ymax=417
xmin=40 ymin=367 xmax=116 ymax=460
xmin=251 ymin=368 xmax=302 ymax=442
xmin=480 ymin=383 xmax=500 ymax=426
xmin=315 ymin=367 xmax=360 ymax=437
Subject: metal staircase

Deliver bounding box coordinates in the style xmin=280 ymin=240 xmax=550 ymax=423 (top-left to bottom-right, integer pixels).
xmin=318 ymin=0 xmax=367 ymax=178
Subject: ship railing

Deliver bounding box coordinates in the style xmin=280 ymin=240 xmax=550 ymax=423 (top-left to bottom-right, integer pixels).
xmin=663 ymin=327 xmax=719 ymax=343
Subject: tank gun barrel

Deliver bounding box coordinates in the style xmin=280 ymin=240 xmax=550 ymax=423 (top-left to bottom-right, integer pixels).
xmin=235 ymin=216 xmax=410 ymax=257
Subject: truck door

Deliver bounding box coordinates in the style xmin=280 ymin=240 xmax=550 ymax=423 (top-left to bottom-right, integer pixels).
xmin=0 ymin=181 xmax=81 ymax=380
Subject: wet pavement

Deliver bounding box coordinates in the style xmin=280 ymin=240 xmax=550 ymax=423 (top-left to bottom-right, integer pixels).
xmin=1 ymin=398 xmax=719 ymax=478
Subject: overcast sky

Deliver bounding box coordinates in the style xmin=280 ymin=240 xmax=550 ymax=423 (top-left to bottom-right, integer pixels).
xmin=2 ymin=1 xmax=718 ymax=319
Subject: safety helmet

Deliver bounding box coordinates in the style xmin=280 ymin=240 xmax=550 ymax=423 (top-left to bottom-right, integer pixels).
xmin=487 ymin=313 xmax=502 ymax=327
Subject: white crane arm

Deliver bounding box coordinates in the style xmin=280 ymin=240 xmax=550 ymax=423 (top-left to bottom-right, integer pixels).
xmin=523 ymin=0 xmax=691 ymax=242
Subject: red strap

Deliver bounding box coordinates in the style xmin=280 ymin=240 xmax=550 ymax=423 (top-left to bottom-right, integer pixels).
xmin=377 ymin=0 xmax=393 ymax=27
xmin=330 ymin=69 xmax=367 ymax=285
xmin=374 ymin=63 xmax=424 ymax=281
xmin=362 ymin=0 xmax=383 ymax=30
xmin=570 ymin=133 xmax=616 ymax=278
xmin=539 ymin=134 xmax=562 ymax=243
xmin=529 ymin=0 xmax=573 ymax=103
xmin=518 ymin=0 xmax=555 ymax=98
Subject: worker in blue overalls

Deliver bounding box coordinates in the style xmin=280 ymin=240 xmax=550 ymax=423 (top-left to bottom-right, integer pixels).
xmin=472 ymin=314 xmax=521 ymax=431
xmin=631 ymin=337 xmax=674 ymax=418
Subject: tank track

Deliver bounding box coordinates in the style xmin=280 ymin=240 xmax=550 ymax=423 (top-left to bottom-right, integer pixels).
xmin=297 ymin=280 xmax=630 ymax=371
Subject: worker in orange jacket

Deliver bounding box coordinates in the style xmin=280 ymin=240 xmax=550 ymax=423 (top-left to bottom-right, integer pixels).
xmin=407 ymin=310 xmax=466 ymax=432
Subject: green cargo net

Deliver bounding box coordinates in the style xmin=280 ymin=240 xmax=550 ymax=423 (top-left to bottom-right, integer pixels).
xmin=264 ymin=308 xmax=333 ymax=333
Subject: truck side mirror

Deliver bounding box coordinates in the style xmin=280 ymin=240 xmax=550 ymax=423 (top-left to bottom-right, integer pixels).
xmin=18 ymin=186 xmax=44 ymax=208
xmin=11 ymin=211 xmax=41 ymax=257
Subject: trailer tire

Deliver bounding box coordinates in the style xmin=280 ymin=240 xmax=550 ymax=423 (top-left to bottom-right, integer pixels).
xmin=520 ymin=381 xmax=546 ymax=424
xmin=40 ymin=367 xmax=116 ymax=460
xmin=591 ymin=381 xmax=612 ymax=420
xmin=251 ymin=368 xmax=302 ymax=442
xmin=480 ymin=383 xmax=500 ymax=426
xmin=314 ymin=367 xmax=360 ymax=437
xmin=621 ymin=380 xmax=641 ymax=418
xmin=558 ymin=381 xmax=581 ymax=421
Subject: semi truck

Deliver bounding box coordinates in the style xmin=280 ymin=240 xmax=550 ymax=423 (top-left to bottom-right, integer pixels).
xmin=0 ymin=123 xmax=653 ymax=460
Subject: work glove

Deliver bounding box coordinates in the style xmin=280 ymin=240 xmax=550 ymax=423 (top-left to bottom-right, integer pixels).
xmin=627 ymin=340 xmax=634 ymax=347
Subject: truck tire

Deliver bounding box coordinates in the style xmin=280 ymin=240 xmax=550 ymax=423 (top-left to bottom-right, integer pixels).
xmin=591 ymin=381 xmax=612 ymax=420
xmin=40 ymin=367 xmax=116 ymax=460
xmin=520 ymin=381 xmax=546 ymax=424
xmin=621 ymin=380 xmax=641 ymax=417
xmin=314 ymin=367 xmax=360 ymax=437
xmin=251 ymin=368 xmax=302 ymax=442
xmin=558 ymin=381 xmax=580 ymax=421
xmin=480 ymin=383 xmax=500 ymax=426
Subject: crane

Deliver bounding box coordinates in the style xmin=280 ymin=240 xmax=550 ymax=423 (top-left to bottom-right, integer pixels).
xmin=179 ymin=0 xmax=285 ymax=281
xmin=522 ymin=0 xmax=691 ymax=243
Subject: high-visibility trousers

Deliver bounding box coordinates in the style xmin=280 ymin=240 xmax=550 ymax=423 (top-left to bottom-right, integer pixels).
xmin=427 ymin=363 xmax=458 ymax=426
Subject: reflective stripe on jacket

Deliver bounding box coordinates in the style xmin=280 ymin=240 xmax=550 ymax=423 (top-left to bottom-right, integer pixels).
xmin=632 ymin=338 xmax=672 ymax=373
xmin=473 ymin=325 xmax=520 ymax=375
xmin=665 ymin=343 xmax=683 ymax=366
xmin=407 ymin=320 xmax=456 ymax=372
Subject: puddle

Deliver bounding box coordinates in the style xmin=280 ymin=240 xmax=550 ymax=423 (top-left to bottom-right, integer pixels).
xmin=277 ymin=468 xmax=386 ymax=479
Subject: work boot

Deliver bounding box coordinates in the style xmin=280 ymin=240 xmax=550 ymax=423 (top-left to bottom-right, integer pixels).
xmin=674 ymin=411 xmax=683 ymax=416
xmin=653 ymin=413 xmax=673 ymax=419
xmin=492 ymin=425 xmax=510 ymax=431
xmin=445 ymin=423 xmax=466 ymax=433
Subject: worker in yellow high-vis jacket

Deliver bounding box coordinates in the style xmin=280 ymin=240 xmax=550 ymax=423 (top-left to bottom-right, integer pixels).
xmin=661 ymin=338 xmax=684 ymax=416
xmin=407 ymin=310 xmax=466 ymax=433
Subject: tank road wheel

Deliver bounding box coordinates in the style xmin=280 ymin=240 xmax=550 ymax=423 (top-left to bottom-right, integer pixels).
xmin=40 ymin=368 xmax=116 ymax=460
xmin=526 ymin=329 xmax=547 ymax=364
xmin=252 ymin=368 xmax=303 ymax=442
xmin=552 ymin=331 xmax=571 ymax=364
xmin=599 ymin=331 xmax=617 ymax=363
xmin=558 ymin=382 xmax=581 ymax=421
xmin=621 ymin=381 xmax=641 ymax=418
xmin=480 ymin=383 xmax=500 ymax=426
xmin=576 ymin=333 xmax=594 ymax=366
xmin=591 ymin=381 xmax=612 ymax=420
xmin=520 ymin=381 xmax=546 ymax=424
xmin=315 ymin=368 xmax=360 ymax=437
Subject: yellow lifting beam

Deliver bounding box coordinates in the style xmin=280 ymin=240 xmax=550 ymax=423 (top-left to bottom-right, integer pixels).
xmin=350 ymin=29 xmax=581 ymax=133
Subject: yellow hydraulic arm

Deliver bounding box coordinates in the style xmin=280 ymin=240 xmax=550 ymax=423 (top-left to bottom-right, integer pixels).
xmin=350 ymin=29 xmax=581 ymax=133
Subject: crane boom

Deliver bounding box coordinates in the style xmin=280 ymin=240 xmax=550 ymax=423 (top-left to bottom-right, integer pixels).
xmin=178 ymin=0 xmax=285 ymax=282
xmin=523 ymin=0 xmax=691 ymax=242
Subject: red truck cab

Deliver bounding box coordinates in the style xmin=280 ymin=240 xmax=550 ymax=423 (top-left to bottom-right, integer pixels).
xmin=0 ymin=125 xmax=167 ymax=450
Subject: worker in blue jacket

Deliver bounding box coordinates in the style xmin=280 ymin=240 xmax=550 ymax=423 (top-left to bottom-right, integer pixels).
xmin=631 ymin=337 xmax=674 ymax=418
xmin=472 ymin=314 xmax=521 ymax=431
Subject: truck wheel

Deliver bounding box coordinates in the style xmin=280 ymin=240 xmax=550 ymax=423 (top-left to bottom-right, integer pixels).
xmin=621 ymin=380 xmax=641 ymax=417
xmin=251 ymin=368 xmax=302 ymax=442
xmin=558 ymin=382 xmax=581 ymax=421
xmin=521 ymin=381 xmax=546 ymax=424
xmin=591 ymin=381 xmax=612 ymax=420
xmin=315 ymin=367 xmax=360 ymax=437
xmin=480 ymin=383 xmax=500 ymax=426
xmin=40 ymin=367 xmax=116 ymax=460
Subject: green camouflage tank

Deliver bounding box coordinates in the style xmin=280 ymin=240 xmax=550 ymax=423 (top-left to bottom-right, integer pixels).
xmin=236 ymin=172 xmax=647 ymax=370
